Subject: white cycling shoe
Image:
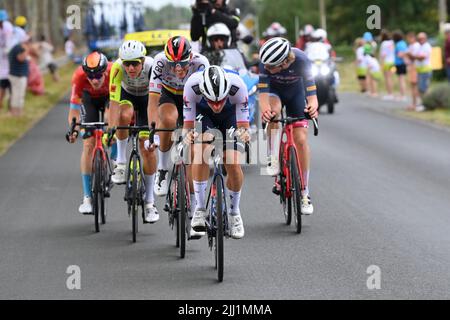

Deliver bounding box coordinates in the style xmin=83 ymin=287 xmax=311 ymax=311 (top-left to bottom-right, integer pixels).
xmin=230 ymin=214 xmax=245 ymax=239
xmin=78 ymin=196 xmax=93 ymax=215
xmin=112 ymin=163 xmax=126 ymax=185
xmin=154 ymin=170 xmax=169 ymax=196
xmin=266 ymin=155 xmax=280 ymax=176
xmin=191 ymin=209 xmax=207 ymax=232
xmin=144 ymin=203 xmax=159 ymax=224
xmin=301 ymin=196 xmax=314 ymax=215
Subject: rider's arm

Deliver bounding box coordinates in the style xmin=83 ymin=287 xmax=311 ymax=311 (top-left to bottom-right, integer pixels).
xmin=182 ymin=76 xmax=199 ymax=133
xmin=68 ymin=69 xmax=83 ymax=127
xmin=109 ymin=61 xmax=123 ymax=128
xmin=257 ymin=65 xmax=272 ymax=117
xmin=148 ymin=54 xmax=165 ymax=127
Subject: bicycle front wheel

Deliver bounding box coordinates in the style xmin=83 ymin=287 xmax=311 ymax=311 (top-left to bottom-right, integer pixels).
xmin=92 ymin=150 xmax=103 ymax=233
xmin=214 ymin=177 xmax=224 ymax=282
xmin=130 ymin=156 xmax=139 ymax=243
xmin=289 ymin=147 xmax=302 ymax=234
xmin=178 ymin=165 xmax=187 ymax=259
xmin=279 ymin=144 xmax=292 ymax=225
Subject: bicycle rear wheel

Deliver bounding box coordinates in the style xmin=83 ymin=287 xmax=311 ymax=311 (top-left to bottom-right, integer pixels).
xmin=92 ymin=150 xmax=103 ymax=233
xmin=178 ymin=165 xmax=187 ymax=259
xmin=214 ymin=177 xmax=224 ymax=282
xmin=289 ymin=147 xmax=302 ymax=234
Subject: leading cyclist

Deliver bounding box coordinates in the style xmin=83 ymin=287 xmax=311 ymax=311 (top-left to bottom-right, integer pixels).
xmin=258 ymin=37 xmax=319 ymax=215
xmin=183 ymin=66 xmax=250 ymax=239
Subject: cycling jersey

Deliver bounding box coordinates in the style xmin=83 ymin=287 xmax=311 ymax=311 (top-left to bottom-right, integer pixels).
xmin=109 ymin=56 xmax=154 ymax=101
xmin=70 ymin=62 xmax=112 ymax=109
xmin=149 ymin=51 xmax=209 ymax=96
xmin=258 ymin=48 xmax=316 ymax=97
xmin=258 ymin=48 xmax=317 ymax=119
xmin=184 ymin=71 xmax=249 ymax=142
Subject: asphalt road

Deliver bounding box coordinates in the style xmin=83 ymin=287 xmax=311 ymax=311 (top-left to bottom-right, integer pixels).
xmin=1 ymin=93 xmax=450 ymax=300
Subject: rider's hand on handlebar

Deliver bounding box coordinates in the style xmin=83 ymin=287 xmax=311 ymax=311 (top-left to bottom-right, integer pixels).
xmin=305 ymin=103 xmax=319 ymax=119
xmin=66 ymin=130 xmax=78 ymax=144
xmin=183 ymin=130 xmax=199 ymax=145
xmin=262 ymin=109 xmax=277 ymax=123
xmin=144 ymin=134 xmax=160 ymax=152
xmin=236 ymin=128 xmax=251 ymax=143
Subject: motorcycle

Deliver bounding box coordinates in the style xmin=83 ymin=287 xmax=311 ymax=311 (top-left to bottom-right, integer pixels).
xmin=203 ymin=49 xmax=259 ymax=132
xmin=305 ymin=42 xmax=339 ymax=114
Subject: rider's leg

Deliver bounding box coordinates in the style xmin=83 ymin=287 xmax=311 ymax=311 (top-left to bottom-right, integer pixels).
xmin=140 ymin=137 xmax=157 ymax=205
xmin=79 ymin=136 xmax=95 ymax=213
xmin=115 ymin=103 xmax=133 ymax=164
xmin=104 ymin=107 xmax=117 ymax=162
xmin=155 ymin=103 xmax=178 ymax=196
xmin=224 ymin=149 xmax=245 ymax=239
xmin=267 ymin=95 xmax=282 ymax=174
xmin=293 ymin=127 xmax=310 ymax=195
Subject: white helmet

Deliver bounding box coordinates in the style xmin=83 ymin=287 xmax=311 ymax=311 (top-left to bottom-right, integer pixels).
xmin=304 ymin=24 xmax=314 ymax=36
xmin=119 ymin=40 xmax=147 ymax=61
xmin=312 ymin=28 xmax=327 ymax=41
xmin=207 ymin=23 xmax=232 ymax=48
xmin=259 ymin=37 xmax=291 ymax=66
xmin=200 ymin=66 xmax=231 ymax=102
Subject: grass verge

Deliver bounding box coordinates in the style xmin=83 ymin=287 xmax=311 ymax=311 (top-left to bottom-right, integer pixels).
xmin=0 ymin=63 xmax=76 ymax=156
xmin=396 ymin=108 xmax=450 ymax=127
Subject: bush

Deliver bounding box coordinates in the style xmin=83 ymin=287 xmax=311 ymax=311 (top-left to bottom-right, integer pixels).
xmin=423 ymin=83 xmax=450 ymax=110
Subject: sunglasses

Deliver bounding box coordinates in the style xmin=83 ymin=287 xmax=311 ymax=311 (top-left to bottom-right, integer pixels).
xmin=123 ymin=60 xmax=142 ymax=67
xmin=168 ymin=60 xmax=190 ymax=69
xmin=86 ymin=72 xmax=104 ymax=80
xmin=211 ymin=36 xmax=226 ymax=42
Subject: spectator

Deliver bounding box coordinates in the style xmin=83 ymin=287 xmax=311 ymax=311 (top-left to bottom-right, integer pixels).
xmin=379 ymin=30 xmax=395 ymax=100
xmin=296 ymin=24 xmax=314 ymax=51
xmin=444 ymin=24 xmax=450 ymax=82
xmin=393 ymin=30 xmax=408 ymax=101
xmin=8 ymin=32 xmax=30 ymax=117
xmin=190 ymin=0 xmax=240 ymax=50
xmin=413 ymin=32 xmax=432 ymax=112
xmin=405 ymin=32 xmax=420 ymax=110
xmin=39 ymin=35 xmax=59 ymax=82
xmin=364 ymin=44 xmax=382 ymax=98
xmin=354 ymin=38 xmax=368 ymax=93
xmin=0 ymin=9 xmax=13 ymax=111
xmin=9 ymin=15 xmax=27 ymax=49
xmin=27 ymin=37 xmax=45 ymax=96
xmin=65 ymin=34 xmax=81 ymax=64
xmin=363 ymin=31 xmax=377 ymax=53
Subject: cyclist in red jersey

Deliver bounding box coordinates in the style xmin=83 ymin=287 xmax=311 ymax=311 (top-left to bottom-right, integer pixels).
xmin=66 ymin=52 xmax=113 ymax=214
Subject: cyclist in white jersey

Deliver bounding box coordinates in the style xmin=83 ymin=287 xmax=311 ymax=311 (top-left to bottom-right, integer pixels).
xmin=148 ymin=36 xmax=209 ymax=197
xmin=109 ymin=40 xmax=159 ymax=223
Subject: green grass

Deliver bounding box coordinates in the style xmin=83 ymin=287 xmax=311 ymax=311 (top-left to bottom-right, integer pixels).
xmin=0 ymin=63 xmax=77 ymax=156
xmin=396 ymin=108 xmax=450 ymax=127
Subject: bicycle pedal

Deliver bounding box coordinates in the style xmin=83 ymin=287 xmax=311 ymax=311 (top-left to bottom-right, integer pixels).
xmin=163 ymin=204 xmax=170 ymax=212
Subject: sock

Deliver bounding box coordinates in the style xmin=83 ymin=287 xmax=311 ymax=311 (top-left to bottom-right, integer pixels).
xmin=228 ymin=189 xmax=241 ymax=216
xmin=194 ymin=180 xmax=208 ymax=211
xmin=158 ymin=150 xmax=170 ymax=171
xmin=82 ymin=174 xmax=92 ymax=198
xmin=302 ymin=170 xmax=310 ymax=197
xmin=110 ymin=142 xmax=117 ymax=161
xmin=145 ymin=174 xmax=156 ymax=204
xmin=189 ymin=193 xmax=196 ymax=219
xmin=116 ymin=138 xmax=128 ymax=164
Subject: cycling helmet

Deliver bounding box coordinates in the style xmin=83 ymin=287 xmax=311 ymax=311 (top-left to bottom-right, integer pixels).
xmin=15 ymin=15 xmax=27 ymax=27
xmin=0 ymin=10 xmax=8 ymax=22
xmin=259 ymin=37 xmax=291 ymax=66
xmin=164 ymin=36 xmax=191 ymax=62
xmin=199 ymin=66 xmax=231 ymax=102
xmin=82 ymin=51 xmax=108 ymax=75
xmin=207 ymin=23 xmax=232 ymax=48
xmin=119 ymin=40 xmax=147 ymax=61
xmin=312 ymin=28 xmax=327 ymax=41
xmin=304 ymin=24 xmax=314 ymax=36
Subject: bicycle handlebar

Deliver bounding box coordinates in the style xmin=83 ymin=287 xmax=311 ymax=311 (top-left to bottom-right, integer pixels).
xmin=267 ymin=116 xmax=319 ymax=137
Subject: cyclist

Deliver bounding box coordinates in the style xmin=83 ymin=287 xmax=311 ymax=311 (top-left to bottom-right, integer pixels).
xmin=258 ymin=37 xmax=318 ymax=215
xmin=109 ymin=40 xmax=159 ymax=223
xmin=66 ymin=51 xmax=112 ymax=214
xmin=148 ymin=36 xmax=209 ymax=197
xmin=183 ymin=66 xmax=250 ymax=240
